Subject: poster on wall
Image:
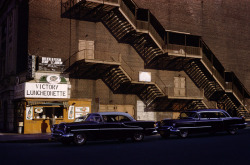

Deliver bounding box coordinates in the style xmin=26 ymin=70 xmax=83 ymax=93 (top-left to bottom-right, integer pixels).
xmin=26 ymin=107 xmax=33 ymax=120
xmin=68 ymin=105 xmax=74 ymax=119
xmin=75 ymin=113 xmax=85 ymax=118
xmin=75 ymin=107 xmax=90 ymax=113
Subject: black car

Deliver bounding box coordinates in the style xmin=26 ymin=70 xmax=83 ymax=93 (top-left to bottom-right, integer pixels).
xmin=156 ymin=109 xmax=247 ymax=138
xmin=51 ymin=112 xmax=157 ymax=145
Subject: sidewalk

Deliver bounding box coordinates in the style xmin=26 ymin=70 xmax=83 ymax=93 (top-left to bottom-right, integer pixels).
xmin=0 ymin=133 xmax=51 ymax=143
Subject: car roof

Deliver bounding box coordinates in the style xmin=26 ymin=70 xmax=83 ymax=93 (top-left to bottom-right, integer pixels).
xmin=90 ymin=112 xmax=135 ymax=120
xmin=182 ymin=109 xmax=226 ymax=113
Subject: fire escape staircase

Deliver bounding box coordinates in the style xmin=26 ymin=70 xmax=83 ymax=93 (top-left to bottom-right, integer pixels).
xmin=61 ymin=0 xmax=250 ymax=115
xmin=65 ymin=59 xmax=166 ymax=108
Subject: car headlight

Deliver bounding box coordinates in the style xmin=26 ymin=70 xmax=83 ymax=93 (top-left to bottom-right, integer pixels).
xmin=154 ymin=123 xmax=159 ymax=128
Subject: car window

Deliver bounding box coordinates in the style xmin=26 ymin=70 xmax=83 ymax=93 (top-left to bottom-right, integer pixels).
xmin=116 ymin=115 xmax=131 ymax=122
xmin=218 ymin=112 xmax=227 ymax=118
xmin=200 ymin=112 xmax=210 ymax=119
xmin=74 ymin=115 xmax=87 ymax=122
xmin=102 ymin=115 xmax=131 ymax=122
xmin=209 ymin=112 xmax=217 ymax=118
xmin=200 ymin=112 xmax=218 ymax=119
xmin=179 ymin=112 xmax=197 ymax=119
xmin=102 ymin=115 xmax=117 ymax=123
xmin=85 ymin=114 xmax=102 ymax=122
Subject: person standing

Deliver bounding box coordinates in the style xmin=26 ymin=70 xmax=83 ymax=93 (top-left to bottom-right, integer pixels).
xmin=49 ymin=114 xmax=55 ymax=130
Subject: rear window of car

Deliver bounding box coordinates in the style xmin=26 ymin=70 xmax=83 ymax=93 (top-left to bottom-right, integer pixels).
xmin=200 ymin=112 xmax=228 ymax=119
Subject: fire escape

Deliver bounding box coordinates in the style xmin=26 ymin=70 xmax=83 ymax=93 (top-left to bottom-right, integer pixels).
xmin=61 ymin=0 xmax=250 ymax=115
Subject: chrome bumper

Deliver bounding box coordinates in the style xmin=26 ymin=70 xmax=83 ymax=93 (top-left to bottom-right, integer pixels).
xmin=158 ymin=126 xmax=180 ymax=134
xmin=51 ymin=132 xmax=74 ymax=138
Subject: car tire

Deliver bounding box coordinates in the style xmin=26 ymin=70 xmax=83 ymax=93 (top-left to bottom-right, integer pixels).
xmin=74 ymin=133 xmax=87 ymax=145
xmin=160 ymin=132 xmax=170 ymax=139
xmin=132 ymin=132 xmax=144 ymax=142
xmin=179 ymin=129 xmax=188 ymax=138
xmin=227 ymin=127 xmax=238 ymax=135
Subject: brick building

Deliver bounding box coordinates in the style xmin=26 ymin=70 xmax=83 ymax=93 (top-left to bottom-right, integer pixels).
xmin=0 ymin=0 xmax=249 ymax=133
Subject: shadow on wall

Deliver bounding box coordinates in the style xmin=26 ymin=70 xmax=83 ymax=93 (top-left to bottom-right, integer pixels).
xmin=41 ymin=120 xmax=48 ymax=133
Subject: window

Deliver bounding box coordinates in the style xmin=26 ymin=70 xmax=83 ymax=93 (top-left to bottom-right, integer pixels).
xmin=200 ymin=112 xmax=218 ymax=119
xmin=102 ymin=115 xmax=131 ymax=122
xmin=200 ymin=112 xmax=210 ymax=119
xmin=179 ymin=112 xmax=197 ymax=119
xmin=218 ymin=112 xmax=227 ymax=118
xmin=174 ymin=77 xmax=186 ymax=96
xmin=102 ymin=115 xmax=117 ymax=122
xmin=139 ymin=72 xmax=151 ymax=82
xmin=78 ymin=40 xmax=94 ymax=59
xmin=116 ymin=115 xmax=131 ymax=122
xmin=34 ymin=107 xmax=64 ymax=119
xmin=85 ymin=114 xmax=102 ymax=122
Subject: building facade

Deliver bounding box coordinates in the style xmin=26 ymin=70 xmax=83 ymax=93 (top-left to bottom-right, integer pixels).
xmin=0 ymin=0 xmax=249 ymax=133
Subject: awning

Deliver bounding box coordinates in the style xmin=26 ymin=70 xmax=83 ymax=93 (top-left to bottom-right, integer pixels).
xmin=27 ymin=101 xmax=68 ymax=107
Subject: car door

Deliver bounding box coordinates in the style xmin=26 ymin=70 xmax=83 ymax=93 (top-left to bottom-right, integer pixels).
xmin=208 ymin=112 xmax=224 ymax=131
xmin=195 ymin=112 xmax=213 ymax=133
xmin=99 ymin=115 xmax=123 ymax=139
xmin=118 ymin=115 xmax=140 ymax=137
xmin=218 ymin=111 xmax=234 ymax=130
xmin=82 ymin=114 xmax=103 ymax=139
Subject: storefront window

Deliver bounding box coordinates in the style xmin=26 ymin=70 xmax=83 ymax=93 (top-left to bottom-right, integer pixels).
xmin=34 ymin=107 xmax=63 ymax=119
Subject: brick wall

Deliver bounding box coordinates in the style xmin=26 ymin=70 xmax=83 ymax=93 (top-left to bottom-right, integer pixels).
xmin=27 ymin=0 xmax=205 ymax=111
xmin=27 ymin=0 xmax=249 ymax=113
xmin=135 ymin=0 xmax=250 ymax=92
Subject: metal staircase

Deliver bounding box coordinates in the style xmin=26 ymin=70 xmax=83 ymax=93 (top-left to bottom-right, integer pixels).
xmin=61 ymin=0 xmax=250 ymax=115
xmin=184 ymin=60 xmax=224 ymax=101
xmin=101 ymin=9 xmax=163 ymax=66
xmin=65 ymin=59 xmax=167 ymax=108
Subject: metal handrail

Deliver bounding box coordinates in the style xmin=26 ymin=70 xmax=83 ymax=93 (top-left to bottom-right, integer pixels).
xmin=167 ymin=44 xmax=202 ymax=57
xmin=202 ymin=53 xmax=225 ymax=88
xmin=119 ymin=0 xmax=164 ymax=50
xmin=120 ymin=56 xmax=136 ymax=81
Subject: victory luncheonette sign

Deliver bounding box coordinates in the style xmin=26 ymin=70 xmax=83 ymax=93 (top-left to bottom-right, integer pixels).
xmin=15 ymin=82 xmax=69 ymax=99
xmin=25 ymin=83 xmax=68 ymax=98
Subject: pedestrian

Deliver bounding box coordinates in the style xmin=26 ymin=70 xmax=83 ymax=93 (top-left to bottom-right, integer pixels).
xmin=49 ymin=114 xmax=55 ymax=130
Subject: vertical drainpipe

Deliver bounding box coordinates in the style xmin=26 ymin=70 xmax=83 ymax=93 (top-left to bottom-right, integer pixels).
xmin=69 ymin=0 xmax=72 ymax=67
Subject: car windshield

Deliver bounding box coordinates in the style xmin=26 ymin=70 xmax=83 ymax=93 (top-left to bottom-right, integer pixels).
xmin=74 ymin=115 xmax=87 ymax=122
xmin=179 ymin=112 xmax=197 ymax=119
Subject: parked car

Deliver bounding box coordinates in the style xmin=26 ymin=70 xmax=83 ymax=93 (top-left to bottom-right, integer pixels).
xmin=156 ymin=109 xmax=247 ymax=138
xmin=51 ymin=112 xmax=157 ymax=145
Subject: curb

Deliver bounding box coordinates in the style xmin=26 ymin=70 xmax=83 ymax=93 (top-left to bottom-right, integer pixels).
xmin=0 ymin=139 xmax=51 ymax=143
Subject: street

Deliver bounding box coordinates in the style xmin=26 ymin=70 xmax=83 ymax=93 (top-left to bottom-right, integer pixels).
xmin=1 ymin=128 xmax=250 ymax=165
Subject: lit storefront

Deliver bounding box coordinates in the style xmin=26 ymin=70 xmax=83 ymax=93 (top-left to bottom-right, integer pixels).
xmin=13 ymin=57 xmax=92 ymax=134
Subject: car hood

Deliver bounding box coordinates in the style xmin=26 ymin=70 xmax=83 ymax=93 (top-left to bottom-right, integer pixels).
xmin=58 ymin=121 xmax=97 ymax=127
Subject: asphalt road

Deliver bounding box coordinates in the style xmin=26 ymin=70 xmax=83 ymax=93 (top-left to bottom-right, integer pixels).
xmin=1 ymin=128 xmax=250 ymax=165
